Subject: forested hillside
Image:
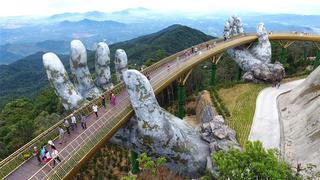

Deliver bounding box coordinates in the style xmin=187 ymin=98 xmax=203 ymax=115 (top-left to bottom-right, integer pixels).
xmin=0 ymin=24 xmax=213 ymax=109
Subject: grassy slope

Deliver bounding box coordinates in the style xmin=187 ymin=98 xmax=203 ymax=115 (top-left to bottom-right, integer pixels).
xmin=217 ymin=83 xmax=267 ymax=146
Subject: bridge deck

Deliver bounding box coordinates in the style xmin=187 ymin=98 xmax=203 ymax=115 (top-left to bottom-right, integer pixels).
xmin=6 ymin=45 xmax=204 ymax=180
xmin=3 ymin=33 xmax=320 ymax=179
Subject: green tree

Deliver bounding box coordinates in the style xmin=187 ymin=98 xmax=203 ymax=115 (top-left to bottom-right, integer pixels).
xmin=213 ymin=141 xmax=300 ymax=180
xmin=122 ymin=153 xmax=168 ymax=180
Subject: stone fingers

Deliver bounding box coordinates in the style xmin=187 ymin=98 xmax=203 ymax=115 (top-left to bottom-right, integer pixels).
xmin=115 ymin=49 xmax=128 ymax=82
xmin=43 ymin=52 xmax=84 ymax=110
xmin=70 ymin=40 xmax=101 ymax=99
xmin=249 ymin=23 xmax=272 ymax=64
xmin=95 ymin=42 xmax=113 ymax=90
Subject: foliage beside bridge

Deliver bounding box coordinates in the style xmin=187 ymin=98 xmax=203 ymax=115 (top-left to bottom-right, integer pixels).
xmin=217 ymin=83 xmax=267 ymax=146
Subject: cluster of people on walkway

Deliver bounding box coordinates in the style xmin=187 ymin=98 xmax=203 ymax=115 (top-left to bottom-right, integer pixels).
xmin=33 ymin=140 xmax=61 ymax=167
xmin=32 ymin=91 xmax=117 ymax=167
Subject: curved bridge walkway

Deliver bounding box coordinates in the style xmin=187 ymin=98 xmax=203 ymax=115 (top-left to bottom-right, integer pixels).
xmin=1 ymin=33 xmax=320 ymax=180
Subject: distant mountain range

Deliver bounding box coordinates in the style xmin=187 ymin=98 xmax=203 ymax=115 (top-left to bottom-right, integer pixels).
xmin=1 ymin=8 xmax=319 ymax=64
xmin=0 ymin=25 xmax=213 ymax=109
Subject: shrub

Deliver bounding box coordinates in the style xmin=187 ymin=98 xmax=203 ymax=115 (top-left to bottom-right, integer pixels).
xmin=213 ymin=141 xmax=300 ymax=180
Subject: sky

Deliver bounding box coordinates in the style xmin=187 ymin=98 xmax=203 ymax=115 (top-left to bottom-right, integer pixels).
xmin=0 ymin=0 xmax=320 ymax=17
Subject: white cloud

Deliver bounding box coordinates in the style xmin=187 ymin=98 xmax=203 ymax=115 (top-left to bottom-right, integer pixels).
xmin=0 ymin=0 xmax=319 ymax=17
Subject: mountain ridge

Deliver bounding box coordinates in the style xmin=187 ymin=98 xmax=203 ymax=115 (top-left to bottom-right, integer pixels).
xmin=0 ymin=25 xmax=213 ymax=109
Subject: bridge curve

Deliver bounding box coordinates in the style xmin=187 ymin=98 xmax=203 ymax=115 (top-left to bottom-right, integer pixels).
xmin=1 ymin=33 xmax=320 ymax=180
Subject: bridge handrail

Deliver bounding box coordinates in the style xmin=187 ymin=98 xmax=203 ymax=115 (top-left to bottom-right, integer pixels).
xmin=0 ymin=83 xmax=126 ymax=178
xmin=28 ymin=50 xmax=187 ymax=179
xmin=0 ymin=34 xmax=245 ymax=179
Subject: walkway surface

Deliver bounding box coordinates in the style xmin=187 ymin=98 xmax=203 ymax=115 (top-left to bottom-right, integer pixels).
xmin=249 ymin=79 xmax=305 ymax=149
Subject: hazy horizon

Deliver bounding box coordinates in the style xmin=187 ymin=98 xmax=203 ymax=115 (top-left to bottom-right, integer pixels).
xmin=1 ymin=0 xmax=320 ymax=17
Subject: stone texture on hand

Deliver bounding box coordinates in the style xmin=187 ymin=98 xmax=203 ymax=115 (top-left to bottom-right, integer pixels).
xmin=95 ymin=42 xmax=113 ymax=90
xmin=114 ymin=49 xmax=128 ymax=82
xmin=70 ymin=40 xmax=101 ymax=99
xmin=111 ymin=70 xmax=210 ymax=178
xmin=43 ymin=40 xmax=116 ymax=110
xmin=43 ymin=53 xmax=84 ymax=110
xmin=224 ymin=16 xmax=285 ymax=83
xmin=111 ymin=71 xmax=240 ymax=178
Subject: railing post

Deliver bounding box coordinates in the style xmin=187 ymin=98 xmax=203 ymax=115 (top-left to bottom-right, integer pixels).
xmin=176 ymin=69 xmax=192 ymax=119
xmin=280 ymin=47 xmax=287 ymax=64
xmin=178 ymin=83 xmax=185 ymax=119
xmin=130 ymin=151 xmax=139 ymax=174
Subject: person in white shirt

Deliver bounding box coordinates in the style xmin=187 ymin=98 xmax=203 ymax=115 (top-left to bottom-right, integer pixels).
xmin=51 ymin=147 xmax=62 ymax=166
xmin=58 ymin=127 xmax=65 ymax=144
xmin=70 ymin=114 xmax=77 ymax=130
xmin=92 ymin=104 xmax=98 ymax=118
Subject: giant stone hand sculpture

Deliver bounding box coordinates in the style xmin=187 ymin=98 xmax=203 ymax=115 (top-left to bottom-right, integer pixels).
xmin=111 ymin=70 xmax=210 ymax=177
xmin=224 ymin=15 xmax=285 ymax=83
xmin=43 ymin=40 xmax=114 ymax=110
xmin=43 ymin=40 xmax=240 ymax=178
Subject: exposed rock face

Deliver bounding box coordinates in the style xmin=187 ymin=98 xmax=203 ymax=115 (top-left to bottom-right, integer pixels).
xmin=114 ymin=49 xmax=128 ymax=82
xmin=196 ymin=90 xmax=215 ymax=123
xmin=42 ymin=52 xmax=83 ymax=110
xmin=278 ymin=66 xmax=320 ymax=174
xmin=224 ymin=16 xmax=285 ymax=83
xmin=70 ymin=40 xmax=101 ymax=99
xmin=111 ymin=70 xmax=210 ymax=177
xmin=95 ymin=42 xmax=113 ymax=90
xmin=196 ymin=91 xmax=240 ymax=176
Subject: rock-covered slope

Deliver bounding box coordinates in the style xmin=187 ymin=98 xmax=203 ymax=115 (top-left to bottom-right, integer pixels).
xmin=278 ymin=65 xmax=320 ymax=174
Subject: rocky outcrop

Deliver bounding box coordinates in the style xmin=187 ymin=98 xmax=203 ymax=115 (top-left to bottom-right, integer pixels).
xmin=70 ymin=40 xmax=101 ymax=99
xmin=224 ymin=16 xmax=285 ymax=83
xmin=196 ymin=90 xmax=215 ymax=123
xmin=278 ymin=66 xmax=320 ymax=174
xmin=42 ymin=53 xmax=84 ymax=110
xmin=114 ymin=49 xmax=128 ymax=82
xmin=95 ymin=42 xmax=113 ymax=90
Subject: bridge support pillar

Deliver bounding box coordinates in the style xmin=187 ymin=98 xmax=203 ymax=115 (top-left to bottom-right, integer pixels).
xmin=211 ymin=63 xmax=216 ymax=86
xmin=177 ymin=69 xmax=193 ymax=119
xmin=130 ymin=151 xmax=139 ymax=174
xmin=314 ymin=51 xmax=320 ymax=70
xmin=178 ymin=84 xmax=185 ymax=119
xmin=210 ymin=54 xmax=223 ymax=87
xmin=279 ymin=47 xmax=287 ymax=64
xmin=278 ymin=41 xmax=295 ymax=64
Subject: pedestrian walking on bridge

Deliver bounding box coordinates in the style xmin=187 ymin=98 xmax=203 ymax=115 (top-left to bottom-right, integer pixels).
xmin=64 ymin=119 xmax=70 ymax=135
xmin=80 ymin=114 xmax=87 ymax=129
xmin=101 ymin=95 xmax=106 ymax=108
xmin=92 ymin=104 xmax=98 ymax=118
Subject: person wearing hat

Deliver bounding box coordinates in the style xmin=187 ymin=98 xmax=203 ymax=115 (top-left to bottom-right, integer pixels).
xmin=48 ymin=140 xmax=56 ymax=150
